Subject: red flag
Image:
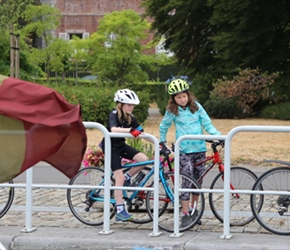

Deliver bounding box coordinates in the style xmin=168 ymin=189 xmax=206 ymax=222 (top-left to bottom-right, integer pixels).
xmin=0 ymin=75 xmax=87 ymax=183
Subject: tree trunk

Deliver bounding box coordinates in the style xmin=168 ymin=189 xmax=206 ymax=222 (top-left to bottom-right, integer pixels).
xmin=15 ymin=34 xmax=20 ymax=79
xmin=10 ymin=25 xmax=15 ymax=77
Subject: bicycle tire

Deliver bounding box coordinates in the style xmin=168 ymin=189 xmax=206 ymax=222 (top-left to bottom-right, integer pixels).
xmin=0 ymin=180 xmax=14 ymax=219
xmin=146 ymin=171 xmax=205 ymax=233
xmin=67 ymin=167 xmax=115 ymax=226
xmin=251 ymin=166 xmax=290 ymax=235
xmin=123 ymin=166 xmax=157 ymax=224
xmin=209 ymin=166 xmax=261 ymax=226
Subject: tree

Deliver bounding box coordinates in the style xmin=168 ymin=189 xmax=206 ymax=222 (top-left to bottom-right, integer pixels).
xmin=142 ymin=0 xmax=290 ymax=102
xmin=69 ymin=36 xmax=91 ymax=83
xmin=0 ymin=1 xmax=60 ymax=79
xmin=21 ymin=3 xmax=64 ymax=79
xmin=0 ymin=0 xmax=34 ymax=78
xmin=87 ymin=10 xmax=155 ymax=86
xmin=21 ymin=3 xmax=61 ymax=48
xmin=142 ymin=0 xmax=216 ymax=75
xmin=208 ymin=0 xmax=290 ymax=75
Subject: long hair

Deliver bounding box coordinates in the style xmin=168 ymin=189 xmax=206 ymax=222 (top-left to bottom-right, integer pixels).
xmin=166 ymin=90 xmax=198 ymax=116
xmin=116 ymin=103 xmax=132 ymax=124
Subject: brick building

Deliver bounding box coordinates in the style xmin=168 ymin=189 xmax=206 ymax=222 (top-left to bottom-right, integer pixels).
xmin=42 ymin=0 xmax=145 ymax=40
xmin=41 ymin=0 xmax=169 ymax=55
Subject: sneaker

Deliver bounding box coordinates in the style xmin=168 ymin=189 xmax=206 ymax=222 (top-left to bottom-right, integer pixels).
xmin=189 ymin=209 xmax=202 ymax=225
xmin=181 ymin=214 xmax=192 ymax=228
xmin=115 ymin=210 xmax=133 ymax=222
xmin=123 ymin=179 xmax=131 ymax=187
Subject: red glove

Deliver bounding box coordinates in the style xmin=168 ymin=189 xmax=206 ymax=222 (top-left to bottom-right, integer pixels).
xmin=130 ymin=128 xmax=141 ymax=137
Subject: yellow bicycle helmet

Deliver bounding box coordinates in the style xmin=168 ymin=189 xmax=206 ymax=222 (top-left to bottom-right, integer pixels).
xmin=168 ymin=79 xmax=189 ymax=95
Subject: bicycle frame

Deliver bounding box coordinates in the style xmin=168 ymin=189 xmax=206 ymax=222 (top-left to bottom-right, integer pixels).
xmin=194 ymin=141 xmax=240 ymax=198
xmin=87 ymin=158 xmax=175 ymax=205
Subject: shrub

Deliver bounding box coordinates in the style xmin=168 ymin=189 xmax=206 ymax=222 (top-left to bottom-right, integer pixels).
xmin=210 ymin=68 xmax=279 ymax=116
xmin=203 ymin=97 xmax=244 ymax=119
xmin=260 ymin=102 xmax=290 ymax=120
xmin=38 ymin=83 xmax=151 ymax=126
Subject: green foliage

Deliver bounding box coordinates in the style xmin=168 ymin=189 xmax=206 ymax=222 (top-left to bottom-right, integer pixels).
xmin=208 ymin=0 xmax=290 ymax=74
xmin=154 ymin=85 xmax=169 ymax=115
xmin=125 ymin=138 xmax=154 ymax=159
xmin=0 ymin=1 xmax=61 ymax=79
xmin=21 ymin=3 xmax=61 ymax=44
xmin=0 ymin=31 xmax=10 ymax=75
xmin=142 ymin=0 xmax=215 ymax=74
xmin=203 ymin=97 xmax=244 ymax=119
xmin=191 ymin=71 xmax=217 ymax=104
xmin=260 ymin=102 xmax=290 ymax=120
xmin=40 ymin=83 xmax=150 ymax=126
xmin=130 ymin=81 xmax=169 ymax=115
xmin=87 ymin=10 xmax=155 ymax=86
xmin=143 ymin=0 xmax=290 ymax=102
xmin=0 ymin=0 xmax=34 ymax=30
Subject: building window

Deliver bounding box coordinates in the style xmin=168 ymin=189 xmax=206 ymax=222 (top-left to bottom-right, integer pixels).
xmin=58 ymin=32 xmax=90 ymax=41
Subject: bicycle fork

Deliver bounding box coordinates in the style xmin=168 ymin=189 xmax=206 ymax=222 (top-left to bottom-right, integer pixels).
xmin=221 ymin=176 xmax=241 ymax=199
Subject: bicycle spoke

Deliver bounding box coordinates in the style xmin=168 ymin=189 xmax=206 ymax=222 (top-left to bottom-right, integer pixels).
xmin=124 ymin=166 xmax=156 ymax=224
xmin=146 ymin=172 xmax=204 ymax=233
xmin=209 ymin=166 xmax=259 ymax=226
xmin=67 ymin=167 xmax=115 ymax=226
xmin=251 ymin=167 xmax=290 ymax=235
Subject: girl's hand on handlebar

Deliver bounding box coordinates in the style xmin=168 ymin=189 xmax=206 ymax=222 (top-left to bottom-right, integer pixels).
xmin=130 ymin=128 xmax=141 ymax=137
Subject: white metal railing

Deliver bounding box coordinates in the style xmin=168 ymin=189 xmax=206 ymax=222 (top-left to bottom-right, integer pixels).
xmin=1 ymin=124 xmax=290 ymax=239
xmin=171 ymin=134 xmax=227 ymax=238
xmin=83 ymin=122 xmax=161 ymax=236
xmin=222 ymin=125 xmax=290 ymax=239
xmin=0 ymin=122 xmax=162 ymax=236
xmin=171 ymin=125 xmax=290 ymax=239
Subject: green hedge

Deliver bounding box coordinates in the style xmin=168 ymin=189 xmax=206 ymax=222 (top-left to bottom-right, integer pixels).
xmin=260 ymin=102 xmax=290 ymax=120
xmin=203 ymin=97 xmax=244 ymax=119
xmin=39 ymin=82 xmax=150 ymax=126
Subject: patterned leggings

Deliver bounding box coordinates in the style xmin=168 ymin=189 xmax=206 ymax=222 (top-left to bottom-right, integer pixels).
xmin=179 ymin=152 xmax=206 ymax=201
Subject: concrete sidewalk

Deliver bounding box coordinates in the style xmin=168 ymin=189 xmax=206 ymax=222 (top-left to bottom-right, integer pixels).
xmin=0 ymin=225 xmax=289 ymax=250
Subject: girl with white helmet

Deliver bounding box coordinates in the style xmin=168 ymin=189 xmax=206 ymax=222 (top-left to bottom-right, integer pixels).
xmin=160 ymin=79 xmax=222 ymax=229
xmin=101 ymin=88 xmax=148 ymax=222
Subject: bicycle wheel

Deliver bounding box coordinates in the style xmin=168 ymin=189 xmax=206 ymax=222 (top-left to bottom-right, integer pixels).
xmin=123 ymin=166 xmax=157 ymax=224
xmin=146 ymin=171 xmax=205 ymax=233
xmin=209 ymin=166 xmax=261 ymax=226
xmin=251 ymin=167 xmax=290 ymax=235
xmin=67 ymin=167 xmax=115 ymax=226
xmin=0 ymin=180 xmax=14 ymax=218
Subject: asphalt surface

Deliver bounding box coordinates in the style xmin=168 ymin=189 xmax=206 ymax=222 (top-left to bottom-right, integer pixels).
xmin=1 ymin=108 xmax=289 ymax=249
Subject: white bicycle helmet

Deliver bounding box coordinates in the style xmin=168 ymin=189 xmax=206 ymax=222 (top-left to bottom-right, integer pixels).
xmin=114 ymin=89 xmax=140 ymax=105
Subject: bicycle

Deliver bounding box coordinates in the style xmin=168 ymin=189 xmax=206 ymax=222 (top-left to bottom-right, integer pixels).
xmin=0 ymin=180 xmax=14 ymax=219
xmin=145 ymin=140 xmax=261 ymax=232
xmin=67 ymin=140 xmax=260 ymax=232
xmin=67 ymin=144 xmax=205 ymax=232
xmin=251 ymin=160 xmax=290 ymax=235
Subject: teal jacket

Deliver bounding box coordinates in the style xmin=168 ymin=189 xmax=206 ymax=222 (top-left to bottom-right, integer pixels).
xmin=159 ymin=102 xmax=221 ymax=153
